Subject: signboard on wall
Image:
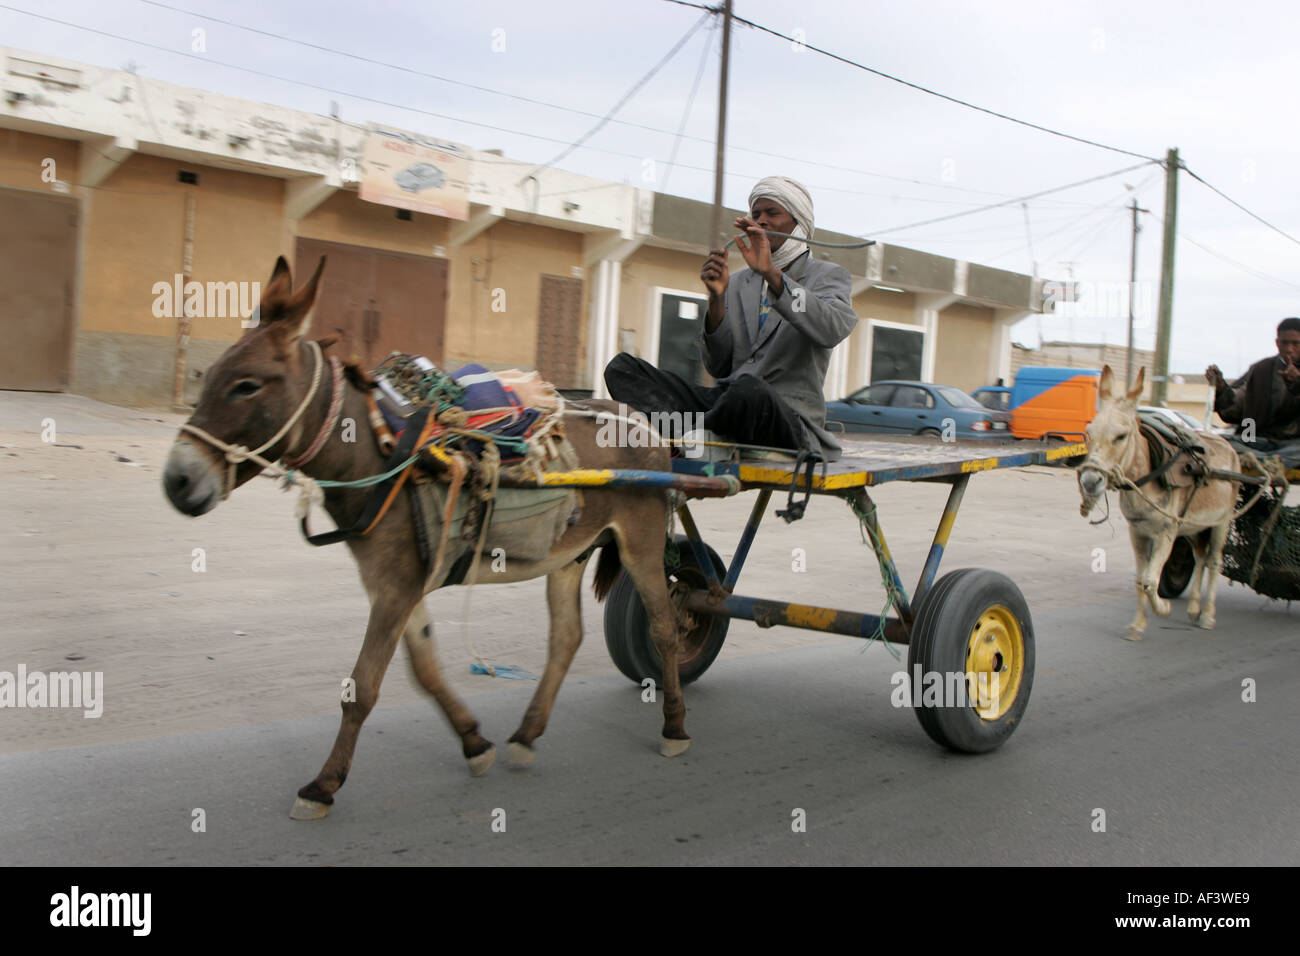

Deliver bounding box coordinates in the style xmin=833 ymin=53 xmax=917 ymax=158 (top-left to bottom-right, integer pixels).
xmin=359 ymin=123 xmax=470 ymax=220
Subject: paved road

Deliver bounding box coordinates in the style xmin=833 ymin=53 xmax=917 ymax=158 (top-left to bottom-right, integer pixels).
xmin=2 ymin=390 xmax=1297 ymax=864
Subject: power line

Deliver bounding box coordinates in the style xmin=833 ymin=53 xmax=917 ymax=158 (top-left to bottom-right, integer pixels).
xmin=871 ymin=161 xmax=1158 ymax=237
xmin=662 ymin=19 xmax=716 ymax=193
xmin=1148 ymin=213 xmax=1300 ymax=292
xmin=130 ymin=0 xmax=1070 ymax=205
xmin=521 ymin=11 xmax=710 ymax=181
xmin=1181 ymin=165 xmax=1300 ymax=249
xmin=663 ymin=1 xmax=1162 ymax=163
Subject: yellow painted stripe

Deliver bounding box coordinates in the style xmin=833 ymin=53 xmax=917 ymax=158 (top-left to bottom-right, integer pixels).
xmin=539 ymin=469 xmax=616 ymax=486
xmin=960 ymin=457 xmax=1000 ymax=473
xmin=786 ymin=604 xmax=839 ymax=629
xmin=735 ymin=465 xmax=862 ymax=489
xmin=933 ymin=503 xmax=959 ymax=548
xmin=1044 ymin=443 xmax=1088 ymax=460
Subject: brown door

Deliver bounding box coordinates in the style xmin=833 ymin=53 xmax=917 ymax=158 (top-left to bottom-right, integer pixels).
xmin=535 ymin=274 xmax=584 ymax=387
xmin=294 ymin=237 xmax=447 ymax=369
xmin=0 ymin=188 xmax=78 ymax=391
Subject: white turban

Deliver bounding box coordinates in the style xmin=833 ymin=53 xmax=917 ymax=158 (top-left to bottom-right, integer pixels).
xmin=748 ymin=176 xmax=815 ymax=270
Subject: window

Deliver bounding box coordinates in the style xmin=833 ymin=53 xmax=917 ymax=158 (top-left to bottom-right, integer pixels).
xmin=852 ymin=383 xmax=896 ymax=406
xmin=892 ymin=386 xmax=934 ymax=409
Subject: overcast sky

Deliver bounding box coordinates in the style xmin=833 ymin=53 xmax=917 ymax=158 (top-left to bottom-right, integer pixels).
xmin=5 ymin=0 xmax=1299 ymax=379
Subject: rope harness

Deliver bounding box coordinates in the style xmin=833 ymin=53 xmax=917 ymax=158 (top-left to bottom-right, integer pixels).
xmin=179 ymin=340 xmax=342 ymax=511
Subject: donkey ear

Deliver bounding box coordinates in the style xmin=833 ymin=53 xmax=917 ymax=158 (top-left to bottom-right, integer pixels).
xmin=273 ymin=256 xmax=327 ymax=345
xmin=265 ymin=255 xmax=293 ymax=301
xmin=1099 ymin=364 xmax=1114 ymax=400
xmin=1125 ymin=366 xmax=1146 ymax=402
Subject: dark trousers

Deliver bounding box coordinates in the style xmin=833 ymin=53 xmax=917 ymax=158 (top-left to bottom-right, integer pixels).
xmin=603 ymin=353 xmax=808 ymax=451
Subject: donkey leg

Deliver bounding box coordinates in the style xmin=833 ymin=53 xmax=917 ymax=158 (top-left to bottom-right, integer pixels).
xmin=402 ymin=601 xmax=496 ymax=775
xmin=506 ymin=561 xmax=586 ymax=765
xmin=617 ymin=530 xmax=689 ymax=756
xmin=1126 ymin=530 xmax=1175 ymax=641
xmin=1197 ymin=523 xmax=1230 ymax=630
xmin=291 ymin=586 xmax=420 ymax=821
xmin=1186 ymin=534 xmax=1209 ymax=622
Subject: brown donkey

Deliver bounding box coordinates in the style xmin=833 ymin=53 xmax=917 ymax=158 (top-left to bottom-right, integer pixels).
xmin=163 ymin=257 xmax=687 ymax=820
xmin=1076 ymin=365 xmax=1241 ymax=641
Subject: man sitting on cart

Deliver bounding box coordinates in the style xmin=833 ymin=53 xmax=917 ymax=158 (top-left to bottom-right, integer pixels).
xmin=604 ymin=176 xmax=859 ymax=461
xmin=1206 ymin=317 xmax=1300 ymax=468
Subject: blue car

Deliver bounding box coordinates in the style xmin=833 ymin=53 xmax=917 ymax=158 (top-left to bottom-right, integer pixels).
xmin=827 ymin=381 xmax=1013 ymax=440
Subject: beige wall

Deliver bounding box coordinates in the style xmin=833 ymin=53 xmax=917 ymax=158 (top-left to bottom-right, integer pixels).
xmin=0 ymin=129 xmax=79 ymax=190
xmin=620 ymin=245 xmax=712 ymax=361
xmin=935 ymin=303 xmax=994 ymax=393
xmin=442 ymin=220 xmax=583 ymax=370
xmin=81 ymin=153 xmax=283 ymax=340
xmin=853 ymin=288 xmax=916 ymax=326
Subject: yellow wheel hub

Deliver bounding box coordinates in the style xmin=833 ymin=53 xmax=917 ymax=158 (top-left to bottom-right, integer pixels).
xmin=965 ymin=605 xmax=1024 ymax=720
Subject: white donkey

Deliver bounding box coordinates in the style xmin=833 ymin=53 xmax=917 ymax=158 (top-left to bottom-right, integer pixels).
xmin=1076 ymin=366 xmax=1241 ymax=640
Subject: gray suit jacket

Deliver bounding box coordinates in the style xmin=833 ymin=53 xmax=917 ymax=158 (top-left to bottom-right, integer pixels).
xmin=701 ymin=251 xmax=858 ymax=460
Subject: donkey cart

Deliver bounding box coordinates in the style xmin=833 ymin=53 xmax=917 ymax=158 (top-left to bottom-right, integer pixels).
xmin=507 ymin=435 xmax=1088 ymax=755
xmin=1158 ymin=463 xmax=1300 ymax=602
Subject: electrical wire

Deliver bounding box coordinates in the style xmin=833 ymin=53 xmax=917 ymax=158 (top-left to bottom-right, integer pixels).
xmin=661 ymin=19 xmax=715 ymax=194
xmin=870 ymin=161 xmax=1158 ymax=237
xmin=1181 ymin=165 xmax=1300 ymax=249
xmin=520 ymin=11 xmax=711 ymax=182
xmin=662 ymin=0 xmax=1162 ymax=163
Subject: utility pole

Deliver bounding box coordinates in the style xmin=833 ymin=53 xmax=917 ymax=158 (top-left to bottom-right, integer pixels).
xmin=1125 ymin=197 xmax=1148 ymax=389
xmin=1152 ymin=147 xmax=1179 ymax=404
xmin=708 ymin=0 xmax=733 ymax=249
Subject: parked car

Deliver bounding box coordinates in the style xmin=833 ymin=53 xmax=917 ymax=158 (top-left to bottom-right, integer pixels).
xmin=827 ymin=381 xmax=1012 ymax=440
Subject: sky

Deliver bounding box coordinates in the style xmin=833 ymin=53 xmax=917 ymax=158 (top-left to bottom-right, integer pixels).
xmin=4 ymin=0 xmax=1298 ymax=378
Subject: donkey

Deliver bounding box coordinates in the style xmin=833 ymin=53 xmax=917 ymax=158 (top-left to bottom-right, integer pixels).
xmin=1076 ymin=365 xmax=1240 ymax=641
xmin=163 ymin=257 xmax=688 ymax=820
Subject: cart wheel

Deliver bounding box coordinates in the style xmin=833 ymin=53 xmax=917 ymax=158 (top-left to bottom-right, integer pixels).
xmin=1157 ymin=536 xmax=1195 ymax=599
xmin=603 ymin=535 xmax=730 ymax=686
xmin=907 ymin=568 xmax=1034 ymax=753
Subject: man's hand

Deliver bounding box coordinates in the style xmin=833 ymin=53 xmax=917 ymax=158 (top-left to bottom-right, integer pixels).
xmin=731 ymin=216 xmax=783 ymax=294
xmin=1206 ymin=364 xmax=1226 ymax=388
xmin=700 ymin=249 xmax=729 ymax=298
xmin=1281 ymin=360 xmax=1300 ymax=385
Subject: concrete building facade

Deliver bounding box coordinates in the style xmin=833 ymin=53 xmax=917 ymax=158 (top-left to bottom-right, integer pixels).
xmin=1 ymin=46 xmax=1056 ymax=410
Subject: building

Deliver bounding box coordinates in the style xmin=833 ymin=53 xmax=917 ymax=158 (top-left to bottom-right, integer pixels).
xmin=1 ymin=46 xmax=1057 ymax=409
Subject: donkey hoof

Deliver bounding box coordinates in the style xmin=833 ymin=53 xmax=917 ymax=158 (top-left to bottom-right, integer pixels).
xmin=659 ymin=736 xmax=691 ymax=758
xmin=506 ymin=741 xmax=535 ymax=766
xmin=1196 ymin=616 xmax=1216 ymax=631
xmin=466 ymin=745 xmax=496 ymax=777
xmin=289 ymin=797 xmax=332 ymax=821
xmin=1124 ymin=627 xmax=1145 ymax=642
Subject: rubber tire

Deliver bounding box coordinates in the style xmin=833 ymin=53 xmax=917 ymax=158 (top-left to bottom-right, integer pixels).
xmin=1157 ymin=536 xmax=1196 ymax=599
xmin=906 ymin=568 xmax=1035 ymax=754
xmin=918 ymin=428 xmax=942 ymax=438
xmin=603 ymin=535 xmax=730 ymax=686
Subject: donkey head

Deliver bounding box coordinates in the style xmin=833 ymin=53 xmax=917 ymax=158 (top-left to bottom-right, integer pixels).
xmin=1077 ymin=364 xmax=1144 ymax=514
xmin=163 ymin=256 xmax=327 ymax=516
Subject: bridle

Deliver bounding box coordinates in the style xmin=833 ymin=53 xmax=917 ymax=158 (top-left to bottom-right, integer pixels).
xmin=179 ymin=339 xmax=344 ymax=500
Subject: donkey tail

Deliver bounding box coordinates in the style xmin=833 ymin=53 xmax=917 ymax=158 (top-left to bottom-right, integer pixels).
xmin=592 ymin=539 xmax=622 ymax=602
